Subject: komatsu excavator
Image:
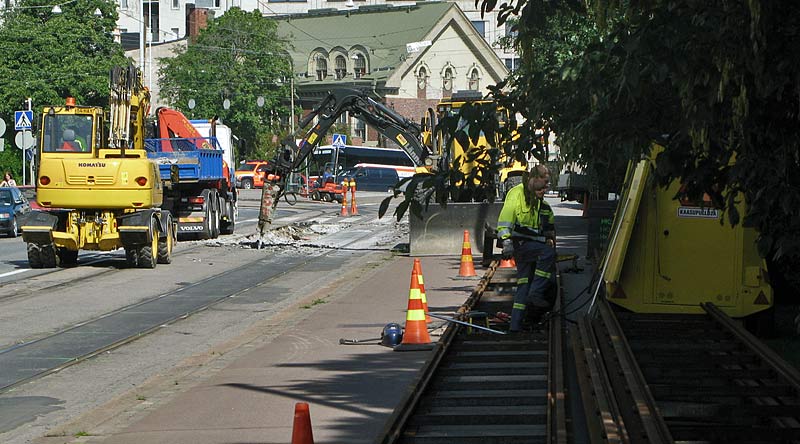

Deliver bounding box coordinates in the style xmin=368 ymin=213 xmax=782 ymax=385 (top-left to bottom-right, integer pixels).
xmin=21 ymin=64 xmax=175 ymax=268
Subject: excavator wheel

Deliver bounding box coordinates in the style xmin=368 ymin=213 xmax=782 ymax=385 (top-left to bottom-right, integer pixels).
xmin=57 ymin=248 xmax=78 ymax=267
xmin=136 ymin=218 xmax=159 ymax=269
xmin=27 ymin=243 xmax=43 ymax=269
xmin=157 ymin=215 xmax=174 ymax=264
xmin=125 ymin=248 xmax=139 ymax=268
xmin=39 ymin=244 xmax=60 ymax=268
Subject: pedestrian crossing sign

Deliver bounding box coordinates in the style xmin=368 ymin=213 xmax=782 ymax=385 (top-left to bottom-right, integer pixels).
xmin=332 ymin=133 xmax=346 ymax=148
xmin=14 ymin=110 xmax=33 ymax=130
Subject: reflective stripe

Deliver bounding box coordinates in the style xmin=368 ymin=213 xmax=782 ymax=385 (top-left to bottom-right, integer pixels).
xmin=406 ymin=309 xmax=427 ymax=321
xmin=517 ymin=277 xmax=529 ymax=284
xmin=534 ymin=269 xmax=551 ymax=279
xmin=513 ymin=303 xmax=527 ymax=310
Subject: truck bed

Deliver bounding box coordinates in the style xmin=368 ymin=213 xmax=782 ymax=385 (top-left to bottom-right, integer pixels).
xmin=145 ymin=138 xmax=224 ymax=182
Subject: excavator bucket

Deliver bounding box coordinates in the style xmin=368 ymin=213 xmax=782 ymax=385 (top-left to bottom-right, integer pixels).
xmin=409 ymin=202 xmax=502 ymax=256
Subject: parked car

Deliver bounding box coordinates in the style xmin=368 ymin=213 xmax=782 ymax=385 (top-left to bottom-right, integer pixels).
xmin=337 ymin=165 xmax=400 ymax=192
xmin=234 ymin=161 xmax=270 ymax=189
xmin=0 ymin=187 xmax=32 ymax=237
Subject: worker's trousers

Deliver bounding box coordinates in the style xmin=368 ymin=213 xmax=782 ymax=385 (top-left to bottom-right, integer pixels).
xmin=510 ymin=239 xmax=556 ymax=331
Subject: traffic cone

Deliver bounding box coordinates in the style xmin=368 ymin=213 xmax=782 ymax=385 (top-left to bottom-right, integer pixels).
xmin=499 ymin=257 xmax=516 ymax=268
xmin=291 ymin=402 xmax=314 ymax=444
xmin=457 ymin=230 xmax=478 ymax=278
xmin=339 ymin=182 xmax=349 ymax=217
xmin=349 ymin=179 xmax=359 ymax=215
xmin=394 ymin=266 xmax=435 ymax=352
xmin=413 ymin=258 xmax=430 ymax=323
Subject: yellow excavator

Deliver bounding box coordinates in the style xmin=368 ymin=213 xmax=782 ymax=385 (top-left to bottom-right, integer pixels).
xmin=21 ymin=64 xmax=175 ymax=268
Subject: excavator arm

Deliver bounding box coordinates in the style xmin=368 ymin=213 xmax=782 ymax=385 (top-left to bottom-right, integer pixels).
xmin=258 ymin=88 xmax=434 ymax=234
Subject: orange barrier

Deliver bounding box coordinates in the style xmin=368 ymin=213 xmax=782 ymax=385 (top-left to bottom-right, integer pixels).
xmin=413 ymin=258 xmax=430 ymax=323
xmin=394 ymin=266 xmax=435 ymax=351
xmin=349 ymin=179 xmax=359 ymax=215
xmin=291 ymin=402 xmax=314 ymax=444
xmin=457 ymin=230 xmax=477 ymax=278
xmin=339 ymin=181 xmax=349 ymax=217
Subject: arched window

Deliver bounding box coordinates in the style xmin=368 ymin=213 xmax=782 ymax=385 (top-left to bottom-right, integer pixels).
xmin=468 ymin=68 xmax=480 ymax=90
xmin=353 ymin=54 xmax=366 ymax=79
xmin=335 ymin=55 xmax=347 ymax=80
xmin=443 ymin=67 xmax=453 ymax=94
xmin=417 ymin=66 xmax=428 ymax=98
xmin=315 ymin=57 xmax=328 ymax=81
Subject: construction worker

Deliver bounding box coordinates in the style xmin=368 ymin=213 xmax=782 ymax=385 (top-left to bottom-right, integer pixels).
xmin=496 ymin=164 xmax=556 ymax=332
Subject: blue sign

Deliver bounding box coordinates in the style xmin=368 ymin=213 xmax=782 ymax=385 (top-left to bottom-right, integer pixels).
xmin=332 ymin=133 xmax=346 ymax=148
xmin=14 ymin=110 xmax=33 ymax=130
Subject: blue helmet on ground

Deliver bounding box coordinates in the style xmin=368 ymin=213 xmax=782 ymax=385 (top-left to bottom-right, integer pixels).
xmin=381 ymin=323 xmax=403 ymax=347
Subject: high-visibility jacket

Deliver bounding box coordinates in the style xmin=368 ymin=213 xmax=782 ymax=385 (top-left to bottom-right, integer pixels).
xmin=497 ymin=183 xmax=555 ymax=242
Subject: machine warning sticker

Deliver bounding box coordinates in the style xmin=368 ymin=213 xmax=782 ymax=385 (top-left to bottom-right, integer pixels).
xmin=677 ymin=206 xmax=719 ymax=219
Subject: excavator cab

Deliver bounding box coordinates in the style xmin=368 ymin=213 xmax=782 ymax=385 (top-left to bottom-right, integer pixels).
xmin=40 ymin=99 xmax=101 ymax=155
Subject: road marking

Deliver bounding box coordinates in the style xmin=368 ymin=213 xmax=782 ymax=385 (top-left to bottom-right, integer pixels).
xmin=0 ymin=269 xmax=29 ymax=278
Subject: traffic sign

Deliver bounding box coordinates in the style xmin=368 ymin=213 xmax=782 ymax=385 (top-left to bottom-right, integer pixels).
xmin=332 ymin=133 xmax=346 ymax=148
xmin=14 ymin=110 xmax=33 ymax=130
xmin=0 ymin=118 xmax=5 ymax=152
xmin=15 ymin=130 xmax=34 ymax=150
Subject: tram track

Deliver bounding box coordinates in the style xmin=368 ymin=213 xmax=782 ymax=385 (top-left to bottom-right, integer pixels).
xmin=0 ymin=208 xmax=376 ymax=394
xmin=377 ymin=261 xmax=568 ymax=444
xmin=575 ymin=296 xmax=800 ymax=444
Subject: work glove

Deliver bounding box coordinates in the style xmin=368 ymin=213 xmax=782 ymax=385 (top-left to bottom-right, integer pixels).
xmin=501 ymin=239 xmax=514 ymax=259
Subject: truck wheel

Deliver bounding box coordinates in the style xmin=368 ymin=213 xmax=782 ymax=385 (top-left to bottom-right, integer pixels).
xmin=57 ymin=248 xmax=78 ymax=266
xmin=322 ymin=193 xmax=332 ymax=202
xmin=157 ymin=215 xmax=174 ymax=264
xmin=210 ymin=198 xmax=221 ymax=239
xmin=201 ymin=201 xmax=213 ymax=240
xmin=241 ymin=178 xmax=253 ymax=189
xmin=27 ymin=243 xmax=43 ymax=268
xmin=137 ymin=219 xmax=158 ymax=269
xmin=311 ymin=191 xmax=321 ymax=201
xmin=220 ymin=201 xmax=235 ymax=235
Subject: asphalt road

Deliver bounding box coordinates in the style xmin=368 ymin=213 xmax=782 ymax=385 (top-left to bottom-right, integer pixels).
xmin=0 ymin=188 xmax=403 ymax=444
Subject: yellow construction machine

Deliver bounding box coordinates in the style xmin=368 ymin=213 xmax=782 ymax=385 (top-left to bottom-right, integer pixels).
xmin=601 ymin=144 xmax=772 ymax=320
xmin=21 ymin=65 xmax=175 ymax=268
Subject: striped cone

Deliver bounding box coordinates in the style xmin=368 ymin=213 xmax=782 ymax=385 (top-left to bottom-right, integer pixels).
xmin=394 ymin=266 xmax=435 ymax=351
xmin=339 ymin=182 xmax=349 ymax=217
xmin=499 ymin=257 xmax=516 ymax=268
xmin=413 ymin=258 xmax=431 ymax=323
xmin=291 ymin=402 xmax=314 ymax=444
xmin=349 ymin=179 xmax=359 ymax=215
xmin=457 ymin=230 xmax=477 ymax=278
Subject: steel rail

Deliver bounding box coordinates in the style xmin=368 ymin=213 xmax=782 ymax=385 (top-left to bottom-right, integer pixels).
xmin=0 ymin=215 xmax=379 ymax=393
xmin=374 ymin=261 xmax=498 ymax=444
xmin=548 ymin=271 xmax=568 ymax=444
xmin=702 ymin=302 xmax=800 ymax=391
xmin=595 ymin=297 xmax=674 ymax=444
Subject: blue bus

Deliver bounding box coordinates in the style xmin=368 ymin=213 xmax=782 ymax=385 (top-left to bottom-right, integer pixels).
xmin=305 ymin=145 xmax=415 ymax=178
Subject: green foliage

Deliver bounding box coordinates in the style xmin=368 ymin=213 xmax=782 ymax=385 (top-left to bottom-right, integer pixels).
xmin=0 ymin=0 xmax=125 ymax=179
xmin=158 ymin=8 xmax=293 ymax=162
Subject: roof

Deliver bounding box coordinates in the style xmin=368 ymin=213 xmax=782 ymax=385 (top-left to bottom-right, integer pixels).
xmin=273 ymin=2 xmax=452 ymax=85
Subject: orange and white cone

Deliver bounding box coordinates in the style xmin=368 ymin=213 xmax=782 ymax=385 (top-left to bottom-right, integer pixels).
xmin=349 ymin=179 xmax=359 ymax=215
xmin=413 ymin=258 xmax=430 ymax=323
xmin=291 ymin=402 xmax=314 ymax=444
xmin=339 ymin=182 xmax=350 ymax=217
xmin=457 ymin=230 xmax=477 ymax=278
xmin=394 ymin=266 xmax=435 ymax=351
xmin=499 ymin=256 xmax=516 ymax=268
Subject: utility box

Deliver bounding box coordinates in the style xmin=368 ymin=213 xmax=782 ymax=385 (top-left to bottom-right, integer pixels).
xmin=603 ymin=148 xmax=772 ymax=318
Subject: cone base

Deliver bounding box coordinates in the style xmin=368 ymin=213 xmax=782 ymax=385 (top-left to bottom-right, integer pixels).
xmin=393 ymin=342 xmax=436 ymax=352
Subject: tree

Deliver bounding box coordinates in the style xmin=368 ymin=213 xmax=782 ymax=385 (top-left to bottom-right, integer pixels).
xmin=0 ymin=0 xmax=125 ymax=180
xmin=158 ymin=8 xmax=293 ymax=161
xmin=478 ymin=0 xmax=800 ymax=288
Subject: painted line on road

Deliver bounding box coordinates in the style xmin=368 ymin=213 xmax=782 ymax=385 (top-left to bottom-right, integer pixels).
xmin=0 ymin=269 xmax=28 ymax=278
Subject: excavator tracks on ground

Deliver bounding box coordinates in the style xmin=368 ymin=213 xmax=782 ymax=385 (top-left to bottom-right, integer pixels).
xmin=574 ymin=296 xmax=800 ymax=444
xmin=377 ymin=261 xmax=569 ymax=444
